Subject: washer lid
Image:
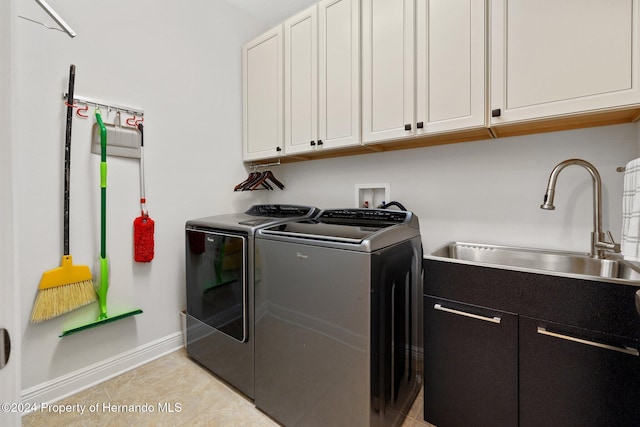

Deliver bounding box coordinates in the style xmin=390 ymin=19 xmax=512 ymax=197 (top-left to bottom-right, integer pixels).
xmin=257 ymin=209 xmax=420 ymax=250
xmin=261 ymin=221 xmax=383 ymax=243
xmin=244 ymin=204 xmax=319 ymax=218
xmin=186 ymin=204 xmax=319 ymax=234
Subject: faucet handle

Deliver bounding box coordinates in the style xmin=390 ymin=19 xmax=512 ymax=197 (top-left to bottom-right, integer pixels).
xmin=597 ymin=231 xmax=621 ymax=253
xmin=608 ymin=231 xmax=621 ymax=253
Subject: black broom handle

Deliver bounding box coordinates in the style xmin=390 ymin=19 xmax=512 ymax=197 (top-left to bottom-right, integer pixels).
xmin=63 ymin=64 xmax=75 ymax=256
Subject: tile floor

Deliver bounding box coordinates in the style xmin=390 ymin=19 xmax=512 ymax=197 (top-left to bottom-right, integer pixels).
xmin=22 ymin=348 xmax=433 ymax=427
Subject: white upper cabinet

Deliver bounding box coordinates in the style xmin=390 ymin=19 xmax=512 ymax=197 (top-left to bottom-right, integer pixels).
xmin=490 ymin=0 xmax=640 ymax=125
xmin=243 ymin=26 xmax=284 ymax=161
xmin=284 ymin=5 xmax=318 ymax=155
xmin=284 ymin=0 xmax=360 ymax=155
xmin=362 ymin=0 xmax=415 ymax=144
xmin=416 ymin=0 xmax=486 ymax=135
xmin=362 ymin=0 xmax=485 ymax=144
xmin=318 ymin=0 xmax=361 ymax=151
xmin=243 ymin=0 xmax=640 ymax=162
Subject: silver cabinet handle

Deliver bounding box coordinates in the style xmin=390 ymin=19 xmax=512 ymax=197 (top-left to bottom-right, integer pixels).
xmin=433 ymin=304 xmax=501 ymax=324
xmin=537 ymin=327 xmax=639 ymax=356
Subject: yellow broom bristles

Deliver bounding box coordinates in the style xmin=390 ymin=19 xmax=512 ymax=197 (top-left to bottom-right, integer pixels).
xmin=30 ymin=280 xmax=97 ymax=323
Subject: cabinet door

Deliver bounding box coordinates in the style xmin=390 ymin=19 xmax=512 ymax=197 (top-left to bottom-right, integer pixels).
xmin=243 ymin=26 xmax=283 ymax=161
xmin=491 ymin=0 xmax=640 ymax=124
xmin=318 ymin=0 xmax=361 ymax=150
xmin=362 ymin=0 xmax=415 ymax=144
xmin=520 ymin=316 xmax=640 ymax=427
xmin=416 ymin=0 xmax=486 ymax=134
xmin=284 ymin=5 xmax=318 ymax=155
xmin=424 ymin=296 xmax=518 ymax=427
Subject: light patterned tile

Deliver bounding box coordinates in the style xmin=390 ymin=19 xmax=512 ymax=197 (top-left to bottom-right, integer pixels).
xmin=22 ymin=385 xmax=116 ymax=427
xmin=407 ymin=387 xmax=424 ymax=421
xmin=23 ymin=348 xmax=425 ymax=426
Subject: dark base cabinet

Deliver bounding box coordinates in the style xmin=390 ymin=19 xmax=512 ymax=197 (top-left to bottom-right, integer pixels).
xmin=424 ymin=296 xmax=518 ymax=427
xmin=424 ymin=258 xmax=640 ymax=427
xmin=519 ymin=316 xmax=640 ymax=427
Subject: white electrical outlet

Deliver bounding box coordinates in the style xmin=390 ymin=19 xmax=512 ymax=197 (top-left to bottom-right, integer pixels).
xmin=355 ymin=183 xmax=390 ymax=208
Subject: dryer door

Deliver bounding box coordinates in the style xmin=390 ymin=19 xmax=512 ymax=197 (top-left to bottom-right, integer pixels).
xmin=186 ymin=229 xmax=248 ymax=342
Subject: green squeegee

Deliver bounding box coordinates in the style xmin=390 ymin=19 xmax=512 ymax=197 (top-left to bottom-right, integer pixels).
xmin=60 ymin=110 xmax=142 ymax=337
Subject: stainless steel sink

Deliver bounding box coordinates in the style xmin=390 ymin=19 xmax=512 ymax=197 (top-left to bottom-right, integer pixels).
xmin=429 ymin=242 xmax=640 ymax=283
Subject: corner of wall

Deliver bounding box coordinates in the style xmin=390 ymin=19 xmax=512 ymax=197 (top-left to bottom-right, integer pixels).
xmin=21 ymin=333 xmax=183 ymax=410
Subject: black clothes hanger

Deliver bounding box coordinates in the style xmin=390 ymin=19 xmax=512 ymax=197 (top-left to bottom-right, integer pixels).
xmin=263 ymin=170 xmax=285 ymax=190
xmin=234 ymin=161 xmax=285 ymax=192
xmin=234 ymin=169 xmax=282 ymax=191
xmin=234 ymin=171 xmax=269 ymax=191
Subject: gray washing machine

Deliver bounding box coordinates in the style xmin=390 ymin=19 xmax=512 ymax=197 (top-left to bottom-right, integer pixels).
xmin=254 ymin=208 xmax=423 ymax=427
xmin=185 ymin=204 xmax=318 ymax=399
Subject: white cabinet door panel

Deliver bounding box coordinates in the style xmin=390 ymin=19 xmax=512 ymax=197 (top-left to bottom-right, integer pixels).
xmin=319 ymin=0 xmax=360 ymax=149
xmin=362 ymin=0 xmax=415 ymax=143
xmin=284 ymin=7 xmax=318 ymax=154
xmin=243 ymin=26 xmax=283 ymax=161
xmin=284 ymin=0 xmax=360 ymax=155
xmin=416 ymin=0 xmax=486 ymax=134
xmin=491 ymin=0 xmax=640 ymax=124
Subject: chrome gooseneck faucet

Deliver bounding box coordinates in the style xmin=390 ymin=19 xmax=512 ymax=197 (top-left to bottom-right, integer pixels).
xmin=540 ymin=158 xmax=620 ymax=259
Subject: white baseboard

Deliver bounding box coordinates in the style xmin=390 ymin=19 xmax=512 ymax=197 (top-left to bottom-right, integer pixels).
xmin=21 ymin=332 xmax=184 ymax=413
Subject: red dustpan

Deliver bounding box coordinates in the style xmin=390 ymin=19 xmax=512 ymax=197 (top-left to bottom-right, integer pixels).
xmin=134 ymin=123 xmax=154 ymax=262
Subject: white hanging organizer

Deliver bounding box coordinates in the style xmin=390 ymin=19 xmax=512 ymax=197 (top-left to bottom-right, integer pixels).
xmin=63 ymin=92 xmax=145 ymax=159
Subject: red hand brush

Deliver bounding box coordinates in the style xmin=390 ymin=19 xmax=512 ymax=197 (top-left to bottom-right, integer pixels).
xmin=134 ymin=123 xmax=154 ymax=262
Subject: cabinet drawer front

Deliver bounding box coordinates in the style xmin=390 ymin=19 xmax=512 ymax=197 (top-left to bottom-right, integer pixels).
xmin=424 ymin=296 xmax=518 ymax=427
xmin=520 ymin=317 xmax=640 ymax=427
xmin=424 ymin=258 xmax=640 ymax=340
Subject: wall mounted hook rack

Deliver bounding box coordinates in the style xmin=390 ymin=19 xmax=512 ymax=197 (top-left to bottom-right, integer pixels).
xmin=62 ymin=93 xmax=144 ymax=117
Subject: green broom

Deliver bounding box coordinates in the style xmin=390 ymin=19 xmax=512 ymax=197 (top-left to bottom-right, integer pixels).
xmin=31 ymin=64 xmax=96 ymax=323
xmin=60 ymin=110 xmax=142 ymax=337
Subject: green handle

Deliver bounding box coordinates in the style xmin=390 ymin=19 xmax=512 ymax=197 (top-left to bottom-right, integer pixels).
xmin=95 ymin=111 xmax=107 ymax=161
xmin=96 ymin=112 xmax=109 ymax=319
xmin=95 ymin=111 xmax=107 ymax=260
xmin=98 ymin=256 xmax=109 ymax=319
xmin=100 ymin=162 xmax=107 ymax=188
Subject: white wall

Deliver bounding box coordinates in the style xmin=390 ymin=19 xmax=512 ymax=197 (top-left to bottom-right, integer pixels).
xmin=14 ymin=0 xmax=266 ymax=393
xmin=226 ymin=0 xmax=318 ymax=26
xmin=269 ymin=123 xmax=640 ymax=255
xmin=1 ymin=0 xmax=21 ymax=423
xmin=11 ymin=0 xmax=640 ymax=407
